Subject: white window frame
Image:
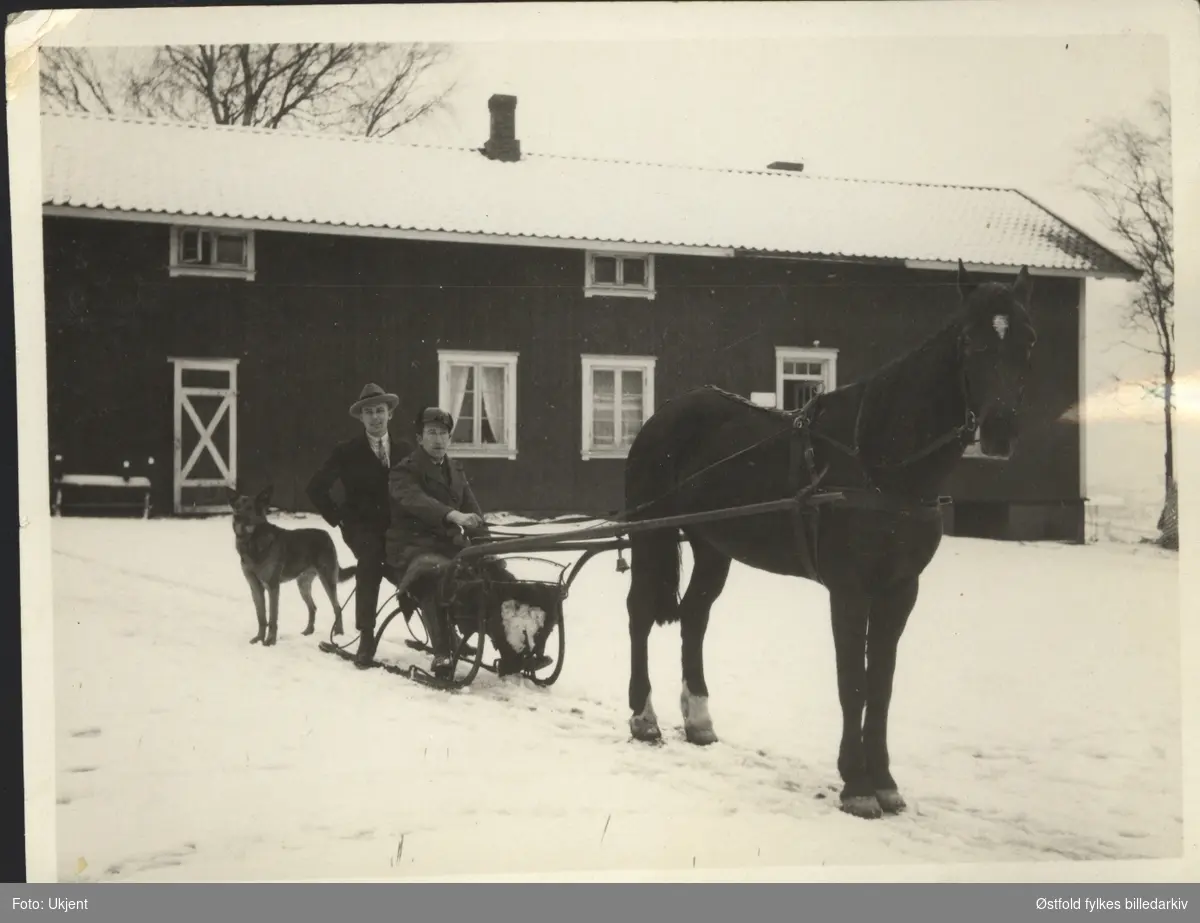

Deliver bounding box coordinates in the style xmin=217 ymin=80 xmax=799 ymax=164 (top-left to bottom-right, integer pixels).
xmin=775 ymin=346 xmax=839 ymax=411
xmin=584 ymin=251 xmax=656 ymax=299
xmin=437 ymin=349 xmax=519 ymax=460
xmin=581 ymin=354 xmax=656 ymax=460
xmin=170 ymin=226 xmax=256 ymax=281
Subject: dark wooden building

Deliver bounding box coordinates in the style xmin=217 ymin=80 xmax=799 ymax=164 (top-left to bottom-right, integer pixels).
xmin=39 ymin=96 xmax=1138 ymax=541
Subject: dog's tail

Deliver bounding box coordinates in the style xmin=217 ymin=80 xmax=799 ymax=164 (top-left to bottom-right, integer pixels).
xmin=337 ymin=565 xmax=357 ymax=582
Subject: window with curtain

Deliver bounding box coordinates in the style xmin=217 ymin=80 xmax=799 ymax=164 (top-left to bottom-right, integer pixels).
xmin=581 ymin=355 xmax=656 ymax=459
xmin=437 ymin=350 xmax=518 ymax=457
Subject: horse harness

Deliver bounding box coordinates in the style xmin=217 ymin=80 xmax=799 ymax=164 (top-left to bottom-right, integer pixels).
xmin=783 ymin=369 xmax=979 ymax=585
xmin=483 ymin=365 xmax=980 ymax=584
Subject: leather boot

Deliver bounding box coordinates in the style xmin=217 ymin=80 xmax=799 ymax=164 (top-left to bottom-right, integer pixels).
xmin=431 ymin=652 xmax=453 ymax=679
xmin=355 ymin=624 xmax=376 ymax=668
xmin=429 ymin=608 xmax=452 ymax=678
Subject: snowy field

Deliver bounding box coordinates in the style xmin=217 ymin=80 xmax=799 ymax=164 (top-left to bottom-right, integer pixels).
xmin=47 ymin=513 xmax=1182 ymax=882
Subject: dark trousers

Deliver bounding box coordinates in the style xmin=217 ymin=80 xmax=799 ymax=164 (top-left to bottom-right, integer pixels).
xmin=341 ymin=522 xmax=387 ymax=635
xmin=395 ymin=550 xmax=455 ymax=659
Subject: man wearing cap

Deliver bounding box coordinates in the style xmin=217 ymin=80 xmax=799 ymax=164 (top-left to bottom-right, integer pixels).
xmin=307 ymin=383 xmax=413 ymax=666
xmin=386 ymin=406 xmax=493 ymax=678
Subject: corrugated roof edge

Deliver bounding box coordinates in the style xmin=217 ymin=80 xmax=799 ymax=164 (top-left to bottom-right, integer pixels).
xmin=40 ymin=110 xmax=1033 ymax=194
xmin=1011 ymin=189 xmax=1143 ymax=280
xmin=41 ymin=111 xmax=1143 ymax=277
xmin=36 ymin=202 xmax=920 ymax=257
xmin=43 ymin=200 xmax=1087 ymax=267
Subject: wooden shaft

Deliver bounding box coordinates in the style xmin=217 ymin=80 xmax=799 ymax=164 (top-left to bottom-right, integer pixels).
xmin=454 ymin=493 xmax=842 ymax=561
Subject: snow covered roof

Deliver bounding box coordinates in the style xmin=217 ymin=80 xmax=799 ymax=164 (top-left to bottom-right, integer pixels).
xmin=40 ymin=112 xmax=1139 ymax=278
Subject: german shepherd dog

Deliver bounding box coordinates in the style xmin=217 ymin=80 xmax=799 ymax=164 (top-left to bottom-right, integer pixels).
xmin=227 ymin=486 xmax=356 ymax=646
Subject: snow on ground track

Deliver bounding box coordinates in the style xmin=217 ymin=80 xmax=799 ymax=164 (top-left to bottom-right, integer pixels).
xmin=49 ymin=516 xmax=1182 ymax=880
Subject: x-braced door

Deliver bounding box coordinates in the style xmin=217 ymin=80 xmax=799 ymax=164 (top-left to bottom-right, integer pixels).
xmin=171 ymin=357 xmax=239 ymax=514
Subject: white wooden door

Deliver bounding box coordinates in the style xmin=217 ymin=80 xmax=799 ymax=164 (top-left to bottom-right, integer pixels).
xmin=170 ymin=357 xmax=239 ymax=514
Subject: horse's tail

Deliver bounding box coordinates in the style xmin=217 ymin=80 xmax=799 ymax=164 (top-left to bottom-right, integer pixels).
xmin=623 ymin=400 xmax=685 ymax=625
xmin=628 ymin=528 xmax=683 ymax=626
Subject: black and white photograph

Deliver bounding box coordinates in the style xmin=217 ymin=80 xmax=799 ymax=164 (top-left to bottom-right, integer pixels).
xmin=9 ymin=1 xmax=1197 ymax=884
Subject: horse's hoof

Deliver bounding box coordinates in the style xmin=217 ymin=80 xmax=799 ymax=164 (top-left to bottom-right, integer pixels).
xmin=630 ymin=717 xmax=663 ymax=743
xmin=302 ymin=627 xmax=314 ymax=636
xmin=684 ymin=725 xmax=719 ymax=746
xmin=333 ymin=625 xmax=344 ymax=636
xmin=876 ymin=789 xmax=907 ymax=814
xmin=840 ymin=794 xmax=883 ymax=819
xmin=249 ymin=635 xmax=263 ymax=645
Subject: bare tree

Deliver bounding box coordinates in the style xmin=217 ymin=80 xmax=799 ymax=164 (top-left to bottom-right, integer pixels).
xmin=1075 ymin=91 xmax=1176 ymax=546
xmin=40 ymin=43 xmax=457 ymax=137
xmin=40 ymin=46 xmax=122 ymax=115
xmin=341 ymin=44 xmax=456 ymax=137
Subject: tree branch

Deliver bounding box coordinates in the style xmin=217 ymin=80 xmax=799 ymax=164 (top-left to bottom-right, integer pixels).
xmin=43 ymin=42 xmax=457 ymax=138
xmin=1074 ymin=92 xmax=1176 ymax=502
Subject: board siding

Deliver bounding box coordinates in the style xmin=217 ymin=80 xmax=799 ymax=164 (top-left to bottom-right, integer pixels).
xmin=42 ymin=216 xmax=1083 ymax=538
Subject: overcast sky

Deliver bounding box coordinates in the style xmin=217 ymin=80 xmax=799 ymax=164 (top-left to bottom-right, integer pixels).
xmin=422 ymin=36 xmax=1166 ymax=212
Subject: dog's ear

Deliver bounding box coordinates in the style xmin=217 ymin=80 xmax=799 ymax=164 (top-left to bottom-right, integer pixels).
xmin=225 ymin=486 xmax=239 ymax=505
xmin=255 ymin=485 xmax=273 ymax=509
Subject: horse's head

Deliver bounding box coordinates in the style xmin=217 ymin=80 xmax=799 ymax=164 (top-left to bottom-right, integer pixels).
xmin=956 ymin=261 xmax=1038 ymax=460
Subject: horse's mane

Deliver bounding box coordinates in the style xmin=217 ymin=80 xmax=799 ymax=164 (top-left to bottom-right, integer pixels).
xmin=699 ymin=385 xmax=800 ymax=422
xmin=853 ymin=310 xmax=966 ymax=393
xmin=688 ymin=295 xmax=985 ymax=430
xmin=697 ymin=309 xmax=965 ymax=423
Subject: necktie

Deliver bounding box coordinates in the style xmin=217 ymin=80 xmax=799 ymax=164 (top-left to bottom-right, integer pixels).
xmin=375 ymin=438 xmax=389 ymax=468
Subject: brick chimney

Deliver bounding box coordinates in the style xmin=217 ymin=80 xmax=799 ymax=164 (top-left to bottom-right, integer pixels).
xmin=483 ymin=94 xmax=521 ymax=162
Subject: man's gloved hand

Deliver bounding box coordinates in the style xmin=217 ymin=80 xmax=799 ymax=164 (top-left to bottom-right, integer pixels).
xmin=446 ymin=510 xmax=484 ymax=531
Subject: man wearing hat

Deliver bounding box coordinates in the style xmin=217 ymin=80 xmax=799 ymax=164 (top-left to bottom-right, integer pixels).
xmin=386 ymin=406 xmax=494 ymax=678
xmin=307 ymin=383 xmax=413 ymax=666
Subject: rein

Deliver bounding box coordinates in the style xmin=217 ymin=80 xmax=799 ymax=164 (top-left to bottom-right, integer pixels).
xmin=486 ymin=335 xmax=979 ymax=537
xmin=780 ymin=336 xmax=974 ymax=583
xmin=483 ymin=427 xmax=793 ymax=533
xmin=805 ymin=341 xmax=978 ymax=487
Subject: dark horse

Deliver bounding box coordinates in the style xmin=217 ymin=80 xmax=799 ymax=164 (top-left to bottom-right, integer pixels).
xmin=622 ymin=261 xmax=1038 ymax=820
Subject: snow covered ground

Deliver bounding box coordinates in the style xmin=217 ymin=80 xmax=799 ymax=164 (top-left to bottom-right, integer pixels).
xmin=48 ymin=514 xmax=1182 ymax=882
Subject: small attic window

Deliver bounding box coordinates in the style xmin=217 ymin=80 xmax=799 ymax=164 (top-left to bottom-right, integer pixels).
xmin=170 ymin=226 xmax=255 ymax=280
xmin=585 ymin=251 xmax=655 ymax=299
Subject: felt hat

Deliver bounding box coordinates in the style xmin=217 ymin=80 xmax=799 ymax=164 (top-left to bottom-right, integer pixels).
xmin=349 ymin=383 xmax=400 ymax=418
xmin=415 ymin=406 xmax=454 ymax=432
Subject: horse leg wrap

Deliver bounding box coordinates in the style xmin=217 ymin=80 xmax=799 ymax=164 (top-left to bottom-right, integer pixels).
xmin=630 ymin=697 xmax=662 ymax=742
xmin=839 ymin=793 xmax=883 ymax=820
xmin=681 ymin=680 xmax=718 ymax=746
xmin=875 ymin=789 xmax=907 ymax=814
